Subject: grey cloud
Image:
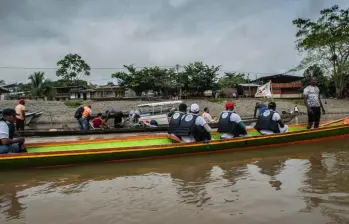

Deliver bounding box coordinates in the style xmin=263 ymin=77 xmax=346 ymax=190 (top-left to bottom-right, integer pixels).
xmin=1 ymin=0 xmax=349 ymax=84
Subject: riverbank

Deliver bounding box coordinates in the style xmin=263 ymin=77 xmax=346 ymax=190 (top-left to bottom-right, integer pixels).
xmin=1 ymin=98 xmax=348 ymax=124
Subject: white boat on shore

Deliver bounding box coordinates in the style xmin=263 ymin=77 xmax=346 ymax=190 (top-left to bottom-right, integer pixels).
xmin=134 ymin=100 xmax=183 ymax=125
xmin=0 ymin=110 xmax=43 ymax=126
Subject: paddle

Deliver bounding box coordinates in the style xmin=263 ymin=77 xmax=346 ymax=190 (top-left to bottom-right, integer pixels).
xmin=321 ymin=117 xmax=347 ymax=127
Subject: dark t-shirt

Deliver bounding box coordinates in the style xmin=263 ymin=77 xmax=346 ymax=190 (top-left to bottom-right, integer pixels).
xmin=114 ymin=111 xmax=124 ymax=123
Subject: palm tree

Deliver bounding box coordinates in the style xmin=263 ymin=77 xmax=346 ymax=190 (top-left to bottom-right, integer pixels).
xmin=28 ymin=72 xmax=55 ymax=99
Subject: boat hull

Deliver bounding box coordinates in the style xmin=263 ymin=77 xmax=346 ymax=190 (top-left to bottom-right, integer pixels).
xmin=1 ymin=123 xmax=349 ymax=170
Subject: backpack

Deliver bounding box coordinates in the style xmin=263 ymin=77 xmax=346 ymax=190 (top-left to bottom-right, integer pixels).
xmin=74 ymin=107 xmax=84 ymax=119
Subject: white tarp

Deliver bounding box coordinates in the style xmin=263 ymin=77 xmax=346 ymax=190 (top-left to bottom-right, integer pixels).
xmin=255 ymin=81 xmax=272 ymax=98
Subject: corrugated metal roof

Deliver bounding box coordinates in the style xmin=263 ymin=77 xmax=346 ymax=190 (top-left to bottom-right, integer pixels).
xmin=0 ymin=86 xmax=10 ymax=92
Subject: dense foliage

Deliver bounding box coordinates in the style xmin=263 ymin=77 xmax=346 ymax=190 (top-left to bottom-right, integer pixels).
xmin=111 ymin=62 xmax=221 ymax=97
xmin=292 ymin=5 xmax=349 ymax=98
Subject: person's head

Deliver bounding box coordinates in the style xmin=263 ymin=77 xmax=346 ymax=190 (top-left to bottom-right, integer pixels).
xmin=204 ymin=107 xmax=209 ymax=113
xmin=310 ymin=77 xmax=317 ymax=86
xmin=88 ymin=105 xmax=92 ymax=109
xmin=19 ymin=99 xmax=25 ymax=105
xmin=97 ymin=113 xmax=102 ymax=117
xmin=1 ymin=108 xmax=18 ymax=123
xmin=268 ymin=102 xmax=276 ymax=110
xmin=225 ymin=102 xmax=235 ymax=111
xmin=178 ymin=103 xmax=187 ymax=113
xmin=190 ymin=103 xmax=200 ymax=114
xmin=105 ymin=110 xmax=110 ymax=114
xmin=295 ymin=105 xmax=297 ymax=107
xmin=150 ymin=120 xmax=158 ymax=126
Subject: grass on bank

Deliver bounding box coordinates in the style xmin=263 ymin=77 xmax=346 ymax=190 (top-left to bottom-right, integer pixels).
xmin=64 ymin=100 xmax=85 ymax=108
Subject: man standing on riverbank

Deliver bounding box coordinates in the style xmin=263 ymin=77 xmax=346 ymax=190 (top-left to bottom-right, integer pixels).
xmin=15 ymin=99 xmax=26 ymax=131
xmin=303 ymin=77 xmax=325 ymax=129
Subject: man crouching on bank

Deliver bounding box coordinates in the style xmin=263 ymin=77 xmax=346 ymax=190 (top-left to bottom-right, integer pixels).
xmin=0 ymin=108 xmax=27 ymax=154
xmin=254 ymin=102 xmax=288 ymax=135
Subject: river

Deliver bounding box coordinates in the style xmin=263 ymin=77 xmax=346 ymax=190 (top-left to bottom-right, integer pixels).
xmin=1 ymin=138 xmax=349 ymax=224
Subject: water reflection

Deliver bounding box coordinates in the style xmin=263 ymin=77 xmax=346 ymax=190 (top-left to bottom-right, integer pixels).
xmin=1 ymin=139 xmax=349 ymax=223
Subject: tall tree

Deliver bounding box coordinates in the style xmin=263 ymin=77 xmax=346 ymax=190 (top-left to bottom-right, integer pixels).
xmin=111 ymin=65 xmax=153 ymax=96
xmin=218 ymin=72 xmax=247 ymax=88
xmin=56 ymin=54 xmax=91 ymax=82
xmin=182 ymin=62 xmax=220 ymax=95
xmin=28 ymin=72 xmax=55 ymax=99
xmin=292 ymin=5 xmax=349 ymax=97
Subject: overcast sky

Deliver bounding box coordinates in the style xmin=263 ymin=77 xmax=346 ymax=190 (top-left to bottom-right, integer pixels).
xmin=0 ymin=0 xmax=348 ymax=84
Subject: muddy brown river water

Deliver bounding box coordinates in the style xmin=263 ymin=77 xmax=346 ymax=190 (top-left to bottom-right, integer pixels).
xmin=1 ymin=137 xmax=349 ymax=224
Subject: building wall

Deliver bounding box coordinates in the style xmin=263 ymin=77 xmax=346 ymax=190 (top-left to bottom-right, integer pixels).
xmin=70 ymin=92 xmax=91 ymax=99
xmin=271 ymin=93 xmax=303 ymax=98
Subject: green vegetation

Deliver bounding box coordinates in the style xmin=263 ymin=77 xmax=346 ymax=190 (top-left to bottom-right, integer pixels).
xmin=292 ymin=5 xmax=349 ymax=98
xmin=112 ymin=62 xmax=221 ymax=97
xmin=64 ymin=100 xmax=85 ymax=108
xmin=28 ymin=72 xmax=56 ymax=99
xmin=56 ymin=54 xmax=91 ymax=81
xmin=218 ymin=72 xmax=248 ymax=88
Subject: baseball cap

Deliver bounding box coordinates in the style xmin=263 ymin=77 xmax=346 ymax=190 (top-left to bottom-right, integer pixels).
xmin=190 ymin=104 xmax=199 ymax=113
xmin=225 ymin=102 xmax=234 ymax=109
xmin=19 ymin=99 xmax=25 ymax=104
xmin=150 ymin=120 xmax=158 ymax=126
xmin=2 ymin=108 xmax=19 ymax=116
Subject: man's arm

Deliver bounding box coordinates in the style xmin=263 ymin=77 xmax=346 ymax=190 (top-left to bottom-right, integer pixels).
xmin=238 ymin=121 xmax=246 ymax=130
xmin=318 ymin=92 xmax=325 ymax=114
xmin=275 ymin=113 xmax=285 ymax=128
xmin=22 ymin=108 xmax=26 ymax=120
xmin=235 ymin=114 xmax=246 ymax=130
xmin=253 ymin=105 xmax=258 ymax=118
xmin=198 ymin=117 xmax=211 ymax=132
xmin=1 ymin=138 xmax=25 ymax=145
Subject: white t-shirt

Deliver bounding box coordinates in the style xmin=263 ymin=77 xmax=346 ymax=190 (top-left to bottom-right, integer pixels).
xmin=303 ymin=85 xmax=321 ymax=107
xmin=181 ymin=114 xmax=211 ymax=143
xmin=202 ymin=112 xmax=214 ymax=123
xmin=259 ymin=110 xmax=285 ymax=135
xmin=0 ymin=121 xmax=9 ymax=139
xmin=220 ymin=111 xmax=243 ymax=139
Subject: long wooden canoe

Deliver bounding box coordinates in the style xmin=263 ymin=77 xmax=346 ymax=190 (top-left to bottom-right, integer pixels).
xmin=16 ymin=114 xmax=295 ymax=137
xmin=1 ymin=121 xmax=347 ymax=170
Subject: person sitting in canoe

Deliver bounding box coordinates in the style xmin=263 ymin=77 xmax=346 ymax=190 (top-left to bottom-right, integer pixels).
xmin=202 ymin=107 xmax=216 ymax=123
xmin=167 ymin=107 xmax=176 ymax=122
xmin=168 ymin=103 xmax=187 ymax=137
xmin=177 ymin=103 xmax=212 ymax=143
xmin=254 ymin=102 xmax=288 ymax=135
xmin=92 ymin=113 xmax=108 ymax=128
xmin=218 ymin=102 xmax=248 ymax=139
xmin=0 ymin=108 xmax=27 ymax=154
xmin=254 ymin=102 xmax=268 ymax=118
xmin=105 ymin=109 xmax=125 ymax=128
xmin=142 ymin=119 xmax=159 ymax=128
